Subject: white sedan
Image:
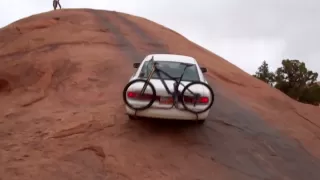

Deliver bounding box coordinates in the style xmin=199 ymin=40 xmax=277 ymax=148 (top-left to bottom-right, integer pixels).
xmin=123 ymin=54 xmax=214 ymax=123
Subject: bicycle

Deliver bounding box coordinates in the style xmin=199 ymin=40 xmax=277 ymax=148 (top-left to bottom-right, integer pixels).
xmin=122 ymin=56 xmax=215 ymax=116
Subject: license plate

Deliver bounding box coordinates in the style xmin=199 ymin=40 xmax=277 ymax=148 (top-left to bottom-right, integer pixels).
xmin=159 ymin=96 xmax=173 ymax=104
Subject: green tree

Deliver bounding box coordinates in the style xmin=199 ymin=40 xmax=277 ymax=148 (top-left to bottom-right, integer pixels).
xmin=299 ymin=83 xmax=320 ymax=105
xmin=253 ymin=59 xmax=320 ymax=106
xmin=274 ymin=59 xmax=319 ymax=102
xmin=253 ymin=60 xmax=275 ymax=86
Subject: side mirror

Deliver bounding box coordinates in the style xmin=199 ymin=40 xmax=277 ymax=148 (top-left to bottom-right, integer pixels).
xmin=133 ymin=63 xmax=140 ymax=68
xmin=200 ymin=67 xmax=207 ymax=73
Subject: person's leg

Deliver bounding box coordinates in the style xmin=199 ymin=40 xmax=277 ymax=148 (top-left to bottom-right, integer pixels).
xmin=53 ymin=1 xmax=57 ymax=10
xmin=58 ymin=2 xmax=62 ymax=9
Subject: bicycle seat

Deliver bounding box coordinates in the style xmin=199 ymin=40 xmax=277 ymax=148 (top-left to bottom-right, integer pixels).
xmin=172 ymin=77 xmax=180 ymax=80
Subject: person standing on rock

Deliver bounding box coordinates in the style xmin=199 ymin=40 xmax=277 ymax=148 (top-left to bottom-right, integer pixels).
xmin=53 ymin=0 xmax=62 ymax=10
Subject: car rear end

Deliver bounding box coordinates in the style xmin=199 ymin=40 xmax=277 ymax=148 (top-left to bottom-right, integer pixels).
xmin=125 ymin=79 xmax=211 ymax=120
xmin=125 ymin=55 xmax=212 ymax=120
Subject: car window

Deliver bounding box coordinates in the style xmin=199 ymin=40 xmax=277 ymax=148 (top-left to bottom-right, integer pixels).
xmin=138 ymin=61 xmax=200 ymax=81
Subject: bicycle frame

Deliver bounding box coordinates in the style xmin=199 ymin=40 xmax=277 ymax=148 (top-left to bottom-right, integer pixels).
xmin=139 ymin=61 xmax=197 ymax=102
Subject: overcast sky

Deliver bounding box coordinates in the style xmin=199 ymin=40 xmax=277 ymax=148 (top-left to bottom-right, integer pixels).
xmin=1 ymin=0 xmax=319 ymax=77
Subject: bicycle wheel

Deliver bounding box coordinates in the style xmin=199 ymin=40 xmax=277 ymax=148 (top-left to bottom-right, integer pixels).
xmin=181 ymin=81 xmax=214 ymax=114
xmin=122 ymin=79 xmax=157 ymax=111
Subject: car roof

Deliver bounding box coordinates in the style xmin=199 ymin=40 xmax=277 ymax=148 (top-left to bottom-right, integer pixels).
xmin=143 ymin=54 xmax=197 ymax=64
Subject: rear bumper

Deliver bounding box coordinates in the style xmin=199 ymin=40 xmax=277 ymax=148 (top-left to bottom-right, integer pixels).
xmin=125 ymin=106 xmax=210 ymax=120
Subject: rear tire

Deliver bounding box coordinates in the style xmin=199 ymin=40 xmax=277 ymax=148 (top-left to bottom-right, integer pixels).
xmin=181 ymin=81 xmax=214 ymax=114
xmin=123 ymin=79 xmax=157 ymax=111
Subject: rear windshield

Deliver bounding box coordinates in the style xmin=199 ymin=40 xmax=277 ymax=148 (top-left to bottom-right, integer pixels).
xmin=138 ymin=61 xmax=200 ymax=81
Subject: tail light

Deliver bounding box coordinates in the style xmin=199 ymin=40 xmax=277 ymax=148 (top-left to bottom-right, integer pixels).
xmin=127 ymin=91 xmax=154 ymax=100
xmin=183 ymin=96 xmax=209 ymax=104
xmin=199 ymin=97 xmax=209 ymax=104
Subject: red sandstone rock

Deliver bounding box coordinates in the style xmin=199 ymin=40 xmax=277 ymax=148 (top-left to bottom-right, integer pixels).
xmin=0 ymin=9 xmax=319 ymax=180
